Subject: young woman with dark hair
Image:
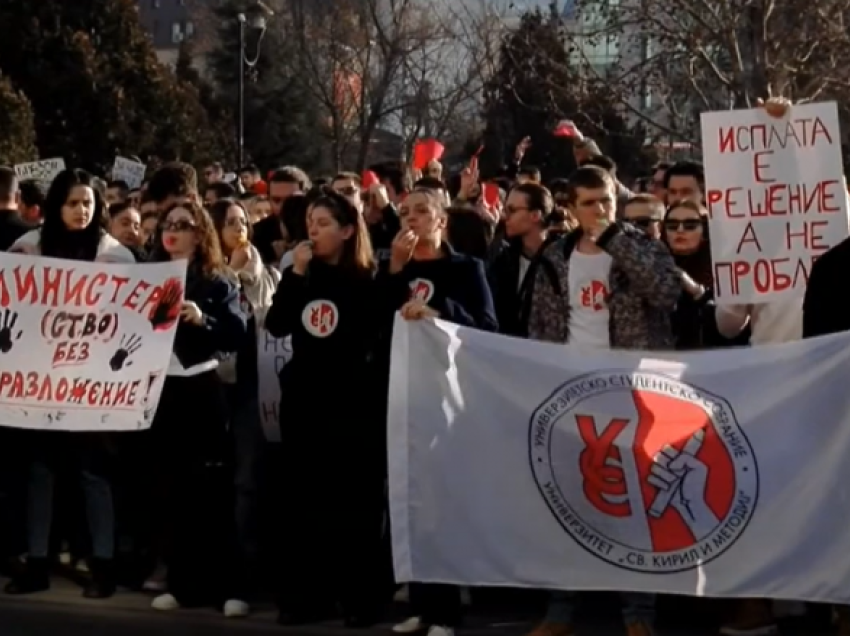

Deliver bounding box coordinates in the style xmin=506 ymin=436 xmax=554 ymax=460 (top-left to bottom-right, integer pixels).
xmin=264 ymin=190 xmax=392 ymax=628
xmin=661 ymin=200 xmax=747 ymax=349
xmin=145 ymin=201 xmax=248 ymax=616
xmin=207 ymin=197 xmax=279 ymax=614
xmin=6 ymin=169 xmax=135 ymax=599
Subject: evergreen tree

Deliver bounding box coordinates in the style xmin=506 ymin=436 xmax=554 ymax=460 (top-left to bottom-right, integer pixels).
xmin=206 ymin=0 xmax=326 ymax=172
xmin=482 ymin=7 xmax=649 ymax=181
xmin=0 ymin=74 xmax=38 ymax=165
xmin=172 ymin=41 xmax=237 ymax=164
xmin=0 ymin=0 xmax=230 ymax=170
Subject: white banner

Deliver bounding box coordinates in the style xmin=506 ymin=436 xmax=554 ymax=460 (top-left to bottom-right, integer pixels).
xmin=0 ymin=253 xmax=185 ymax=431
xmin=701 ymin=101 xmax=848 ymax=304
xmin=256 ymin=329 xmax=291 ymax=442
xmin=388 ymin=317 xmax=850 ymax=603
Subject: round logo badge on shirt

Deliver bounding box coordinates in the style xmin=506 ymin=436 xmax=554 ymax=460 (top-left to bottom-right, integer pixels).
xmin=409 ymin=278 xmax=434 ymax=303
xmin=301 ymin=300 xmax=339 ymax=337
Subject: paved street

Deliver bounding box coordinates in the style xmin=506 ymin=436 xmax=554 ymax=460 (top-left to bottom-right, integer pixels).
xmin=0 ymin=577 xmax=837 ymax=636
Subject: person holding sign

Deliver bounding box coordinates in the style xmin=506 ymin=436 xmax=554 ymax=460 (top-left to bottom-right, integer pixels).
xmin=523 ymin=166 xmax=680 ymax=636
xmin=264 ymin=191 xmax=391 ymax=628
xmin=711 ymin=97 xmax=806 ymax=348
xmin=146 ymin=201 xmax=248 ymax=616
xmin=5 ymin=169 xmax=134 ymax=599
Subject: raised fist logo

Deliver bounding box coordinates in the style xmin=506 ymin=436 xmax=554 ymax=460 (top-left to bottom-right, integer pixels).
xmin=648 ymin=428 xmax=720 ymax=534
xmin=109 ymin=333 xmax=143 ymax=371
xmin=149 ymin=277 xmax=184 ymax=331
xmin=0 ymin=308 xmax=23 ymax=353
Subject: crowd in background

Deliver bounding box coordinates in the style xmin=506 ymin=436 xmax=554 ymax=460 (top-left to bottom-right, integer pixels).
xmin=0 ymin=99 xmax=848 ymax=636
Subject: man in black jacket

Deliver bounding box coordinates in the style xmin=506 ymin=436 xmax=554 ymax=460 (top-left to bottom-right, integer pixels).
xmin=803 ymin=234 xmax=850 ymax=338
xmin=0 ymin=167 xmax=32 ymax=251
xmin=802 ymin=233 xmax=850 ymax=636
xmin=488 ymin=182 xmax=556 ymax=337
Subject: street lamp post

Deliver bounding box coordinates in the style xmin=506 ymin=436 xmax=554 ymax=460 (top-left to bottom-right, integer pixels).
xmin=236 ymin=2 xmax=273 ymax=167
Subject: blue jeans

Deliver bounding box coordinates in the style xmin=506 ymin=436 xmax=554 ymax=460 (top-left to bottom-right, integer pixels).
xmin=545 ymin=590 xmax=655 ymax=624
xmin=28 ymin=460 xmax=114 ymax=559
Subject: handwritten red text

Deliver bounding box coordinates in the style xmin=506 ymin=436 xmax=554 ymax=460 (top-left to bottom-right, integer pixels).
xmin=0 ymin=372 xmax=141 ymax=408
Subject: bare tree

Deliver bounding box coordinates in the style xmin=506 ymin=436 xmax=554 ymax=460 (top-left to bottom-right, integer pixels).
xmin=565 ymin=0 xmax=850 ymax=145
xmin=271 ymin=0 xmax=502 ymax=170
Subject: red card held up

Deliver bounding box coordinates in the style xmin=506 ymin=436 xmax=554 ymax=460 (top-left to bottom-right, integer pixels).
xmin=413 ymin=139 xmax=445 ymax=170
xmin=361 ymin=170 xmax=380 ymax=189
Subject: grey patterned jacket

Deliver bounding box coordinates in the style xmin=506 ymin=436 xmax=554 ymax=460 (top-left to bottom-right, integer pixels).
xmin=527 ymin=222 xmax=681 ymax=349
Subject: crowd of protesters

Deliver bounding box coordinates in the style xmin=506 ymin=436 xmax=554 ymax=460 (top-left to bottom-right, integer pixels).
xmin=0 ymin=96 xmax=848 ymax=636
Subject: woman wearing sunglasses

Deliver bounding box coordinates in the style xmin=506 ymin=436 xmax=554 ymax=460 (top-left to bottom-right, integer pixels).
xmin=661 ymin=200 xmax=747 ymax=349
xmin=146 ymin=201 xmax=248 ymax=616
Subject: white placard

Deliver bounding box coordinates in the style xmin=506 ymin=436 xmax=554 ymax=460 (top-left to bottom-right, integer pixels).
xmin=14 ymin=158 xmax=65 ymax=187
xmin=256 ymin=329 xmax=291 ymax=442
xmin=0 ymin=253 xmax=186 ymax=431
xmin=701 ymin=102 xmax=848 ymax=304
xmin=111 ymin=156 xmax=147 ymax=189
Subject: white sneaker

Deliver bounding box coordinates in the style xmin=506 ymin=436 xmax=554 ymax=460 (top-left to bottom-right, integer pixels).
xmin=393 ymin=616 xmax=425 ymax=633
xmin=426 ymin=627 xmax=455 ymax=636
xmin=151 ymin=593 xmax=180 ymax=611
xmin=223 ymin=599 xmax=250 ymax=618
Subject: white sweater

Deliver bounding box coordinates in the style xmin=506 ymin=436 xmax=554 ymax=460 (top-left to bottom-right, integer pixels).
xmin=11 ymin=229 xmax=135 ymax=263
xmin=715 ymin=298 xmax=803 ymax=345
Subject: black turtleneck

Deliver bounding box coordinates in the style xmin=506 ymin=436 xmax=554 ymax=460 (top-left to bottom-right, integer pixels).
xmin=0 ymin=209 xmax=33 ymax=252
xmin=265 ymin=259 xmax=380 ymax=372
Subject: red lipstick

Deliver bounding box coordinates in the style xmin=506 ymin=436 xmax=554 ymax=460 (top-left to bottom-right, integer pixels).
xmin=164 ymin=237 xmax=177 ymax=247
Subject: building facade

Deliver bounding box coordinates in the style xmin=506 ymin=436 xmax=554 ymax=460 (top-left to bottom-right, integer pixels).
xmin=135 ymin=0 xmax=197 ymax=66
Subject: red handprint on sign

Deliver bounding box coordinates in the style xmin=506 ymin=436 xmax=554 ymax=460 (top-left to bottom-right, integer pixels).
xmin=576 ymin=415 xmax=631 ymax=517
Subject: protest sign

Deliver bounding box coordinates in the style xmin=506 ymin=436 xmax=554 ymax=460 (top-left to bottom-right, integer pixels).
xmin=14 ymin=158 xmax=65 ymax=188
xmin=256 ymin=329 xmax=291 ymax=442
xmin=111 ymin=157 xmax=147 ymax=189
xmin=701 ymin=102 xmax=848 ymax=304
xmin=0 ymin=253 xmax=185 ymax=431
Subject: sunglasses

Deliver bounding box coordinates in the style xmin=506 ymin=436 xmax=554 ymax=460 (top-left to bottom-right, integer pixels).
xmin=335 ymin=186 xmax=359 ymax=197
xmin=664 ymin=219 xmax=702 ymax=232
xmin=161 ymin=220 xmax=197 ymax=233
xmin=631 ymin=217 xmax=661 ymax=229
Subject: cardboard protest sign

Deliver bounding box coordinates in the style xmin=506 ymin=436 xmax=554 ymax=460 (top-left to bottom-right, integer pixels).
xmin=14 ymin=158 xmax=65 ymax=188
xmin=111 ymin=157 xmax=147 ymax=189
xmin=0 ymin=253 xmax=186 ymax=431
xmin=701 ymin=102 xmax=849 ymax=304
xmin=256 ymin=329 xmax=291 ymax=442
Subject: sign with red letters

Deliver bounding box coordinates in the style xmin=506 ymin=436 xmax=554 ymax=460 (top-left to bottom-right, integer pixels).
xmin=701 ymin=102 xmax=849 ymax=304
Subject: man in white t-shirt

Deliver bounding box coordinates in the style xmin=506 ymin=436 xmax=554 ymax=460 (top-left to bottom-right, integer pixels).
xmin=527 ymin=166 xmax=681 ymax=350
xmin=525 ymin=166 xmax=681 ymax=636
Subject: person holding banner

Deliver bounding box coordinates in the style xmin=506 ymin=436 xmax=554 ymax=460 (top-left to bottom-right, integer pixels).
xmin=524 ymin=165 xmax=681 ymax=636
xmin=5 ymin=169 xmax=135 ymax=599
xmin=384 ymin=187 xmax=497 ymax=636
xmin=264 ymin=190 xmax=391 ymax=628
xmin=145 ymin=201 xmax=248 ymax=616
